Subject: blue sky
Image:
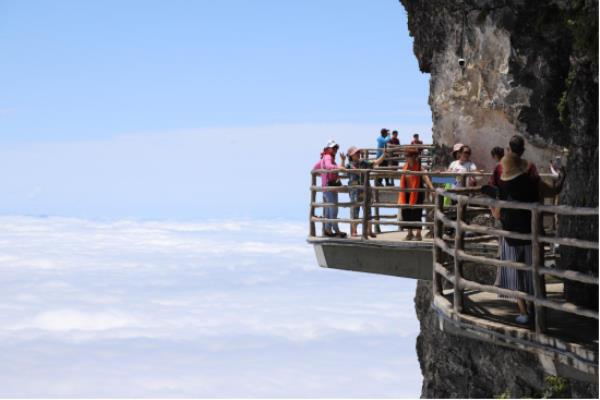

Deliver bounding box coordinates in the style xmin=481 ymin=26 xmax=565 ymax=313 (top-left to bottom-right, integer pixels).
xmin=0 ymin=0 xmax=431 ymax=219
xmin=1 ymin=0 xmax=429 ymax=146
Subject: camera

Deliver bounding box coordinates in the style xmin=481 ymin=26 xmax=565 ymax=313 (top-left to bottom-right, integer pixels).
xmin=458 ymin=58 xmax=466 ymax=67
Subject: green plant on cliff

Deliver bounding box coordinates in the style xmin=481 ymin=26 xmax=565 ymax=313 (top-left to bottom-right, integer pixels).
xmin=557 ymin=67 xmax=577 ymax=128
xmin=556 ymin=0 xmax=598 ymax=128
xmin=542 ymin=376 xmax=569 ymax=399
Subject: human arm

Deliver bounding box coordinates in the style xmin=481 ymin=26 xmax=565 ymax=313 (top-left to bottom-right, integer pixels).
xmin=467 ymin=162 xmax=478 ymax=186
xmin=422 ymin=174 xmax=435 ymax=191
xmin=322 ymin=154 xmax=345 ymax=171
xmin=539 ymin=166 xmax=566 ymax=197
xmin=490 ymin=207 xmax=501 ymax=219
xmin=338 ymin=153 xmax=347 ymax=170
xmin=373 ymin=152 xmax=386 ymax=167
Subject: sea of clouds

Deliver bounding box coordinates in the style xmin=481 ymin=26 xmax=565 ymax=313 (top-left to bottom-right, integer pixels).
xmin=0 ymin=216 xmax=421 ymax=397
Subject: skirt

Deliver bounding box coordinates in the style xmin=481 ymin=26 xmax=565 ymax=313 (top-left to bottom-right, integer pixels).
xmin=497 ymin=238 xmax=534 ymax=297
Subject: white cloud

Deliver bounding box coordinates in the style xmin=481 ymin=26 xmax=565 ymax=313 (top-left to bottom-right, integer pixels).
xmin=29 ymin=309 xmax=138 ymax=332
xmin=0 ymin=123 xmax=431 ymax=219
xmin=0 ymin=216 xmax=421 ymax=397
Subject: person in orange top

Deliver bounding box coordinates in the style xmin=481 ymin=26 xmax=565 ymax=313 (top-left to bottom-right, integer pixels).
xmin=398 ymin=147 xmax=435 ymax=241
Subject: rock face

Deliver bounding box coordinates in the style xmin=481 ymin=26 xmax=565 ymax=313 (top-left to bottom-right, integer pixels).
xmin=399 ymin=0 xmax=598 ymax=397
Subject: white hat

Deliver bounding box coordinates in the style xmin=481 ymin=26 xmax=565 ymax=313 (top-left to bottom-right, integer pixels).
xmin=325 ymin=139 xmax=339 ymax=148
xmin=452 ymin=143 xmax=464 ymax=153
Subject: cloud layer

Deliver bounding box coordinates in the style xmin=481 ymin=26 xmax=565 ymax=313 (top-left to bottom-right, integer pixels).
xmin=0 ymin=123 xmax=431 ymax=219
xmin=0 ymin=216 xmax=421 ymax=397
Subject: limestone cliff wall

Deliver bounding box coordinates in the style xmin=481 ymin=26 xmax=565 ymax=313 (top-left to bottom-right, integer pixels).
xmin=399 ymin=0 xmax=598 ymax=397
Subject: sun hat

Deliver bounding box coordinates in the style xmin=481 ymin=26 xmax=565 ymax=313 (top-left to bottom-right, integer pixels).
xmin=452 ymin=142 xmax=464 ymax=157
xmin=347 ymin=146 xmax=361 ymax=156
xmin=452 ymin=143 xmax=464 ymax=153
xmin=325 ymin=139 xmax=339 ymax=148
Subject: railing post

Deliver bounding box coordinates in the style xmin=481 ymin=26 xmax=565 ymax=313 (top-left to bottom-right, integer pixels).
xmin=374 ymin=173 xmax=382 ymax=234
xmin=460 ymin=174 xmax=467 ymax=188
xmin=531 ymin=209 xmax=546 ymax=333
xmin=454 ymin=196 xmax=466 ymax=313
xmin=361 ymin=170 xmax=371 ymax=240
xmin=309 ymin=173 xmax=317 ymax=237
xmin=432 ymin=191 xmax=444 ymax=296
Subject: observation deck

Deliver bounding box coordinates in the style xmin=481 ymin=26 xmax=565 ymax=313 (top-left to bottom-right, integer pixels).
xmin=307 ymin=144 xmax=598 ymax=383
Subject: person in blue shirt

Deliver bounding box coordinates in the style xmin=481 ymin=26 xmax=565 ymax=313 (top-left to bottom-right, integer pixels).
xmin=375 ymin=128 xmax=392 ymax=186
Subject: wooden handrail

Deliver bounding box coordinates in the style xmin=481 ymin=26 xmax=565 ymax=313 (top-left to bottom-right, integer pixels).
xmin=432 ymin=186 xmax=599 ymax=347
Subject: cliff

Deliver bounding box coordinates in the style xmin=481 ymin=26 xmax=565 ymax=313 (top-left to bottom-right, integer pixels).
xmin=399 ymin=0 xmax=598 ymax=397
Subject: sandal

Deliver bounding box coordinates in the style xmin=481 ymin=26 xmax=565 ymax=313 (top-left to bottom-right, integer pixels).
xmin=406 ymin=232 xmax=414 ymax=241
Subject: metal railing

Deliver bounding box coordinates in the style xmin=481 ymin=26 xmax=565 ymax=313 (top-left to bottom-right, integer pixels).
xmin=432 ymin=188 xmax=599 ymax=335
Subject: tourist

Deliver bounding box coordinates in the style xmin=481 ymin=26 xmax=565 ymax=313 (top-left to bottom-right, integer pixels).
xmin=375 ymin=128 xmax=392 ymax=186
xmin=313 ymin=140 xmax=347 ymax=238
xmin=387 ymin=130 xmax=401 ymax=185
xmin=447 ymin=145 xmax=478 ymax=187
xmin=411 ymin=133 xmax=423 ymax=154
xmin=491 ymin=135 xmax=565 ymax=324
xmin=398 ymin=147 xmax=434 ymax=241
xmin=346 ymin=146 xmax=386 ymax=237
xmin=489 ymin=146 xmax=505 ymax=186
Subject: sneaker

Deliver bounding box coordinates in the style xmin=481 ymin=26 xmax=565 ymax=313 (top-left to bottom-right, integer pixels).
xmin=335 ymin=231 xmax=347 ymax=238
xmin=324 ymin=230 xmax=336 ymax=237
xmin=515 ymin=314 xmax=529 ymax=324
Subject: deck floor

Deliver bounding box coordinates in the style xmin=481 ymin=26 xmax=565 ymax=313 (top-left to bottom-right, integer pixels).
xmin=370 ymin=230 xmax=434 ymax=243
xmin=442 ymin=283 xmax=598 ymax=348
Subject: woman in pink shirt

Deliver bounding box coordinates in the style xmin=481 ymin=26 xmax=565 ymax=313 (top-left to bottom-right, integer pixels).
xmin=313 ymin=140 xmax=347 ymax=237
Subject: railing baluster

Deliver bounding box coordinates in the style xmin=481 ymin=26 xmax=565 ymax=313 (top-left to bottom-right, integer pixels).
xmin=432 ymin=192 xmax=444 ymax=296
xmin=454 ymin=196 xmax=466 ymax=313
xmin=374 ymin=180 xmax=382 ymax=234
xmin=309 ymin=173 xmax=317 ymax=237
xmin=361 ymin=170 xmax=371 ymax=240
xmin=531 ymin=209 xmax=546 ymax=334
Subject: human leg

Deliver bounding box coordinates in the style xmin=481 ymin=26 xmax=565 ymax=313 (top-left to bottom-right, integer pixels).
xmin=323 ymin=190 xmax=336 ymax=235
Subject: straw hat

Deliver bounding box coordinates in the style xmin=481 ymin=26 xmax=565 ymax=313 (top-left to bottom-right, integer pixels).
xmin=347 ymin=146 xmax=361 ymax=157
xmin=452 ymin=142 xmax=464 ymax=157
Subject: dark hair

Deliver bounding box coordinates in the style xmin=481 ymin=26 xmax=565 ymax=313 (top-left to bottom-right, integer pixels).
xmin=509 ymin=135 xmax=525 ymax=156
xmin=413 ymin=133 xmax=419 ymax=138
xmin=380 ymin=128 xmax=389 ymax=135
xmin=392 ymin=130 xmax=398 ymax=135
xmin=491 ymin=146 xmax=504 ymax=159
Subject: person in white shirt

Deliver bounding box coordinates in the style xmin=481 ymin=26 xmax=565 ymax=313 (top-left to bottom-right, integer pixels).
xmin=447 ymin=145 xmax=478 ymax=187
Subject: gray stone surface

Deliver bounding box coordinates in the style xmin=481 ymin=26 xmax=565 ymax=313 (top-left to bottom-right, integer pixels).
xmin=399 ymin=0 xmax=598 ymax=397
